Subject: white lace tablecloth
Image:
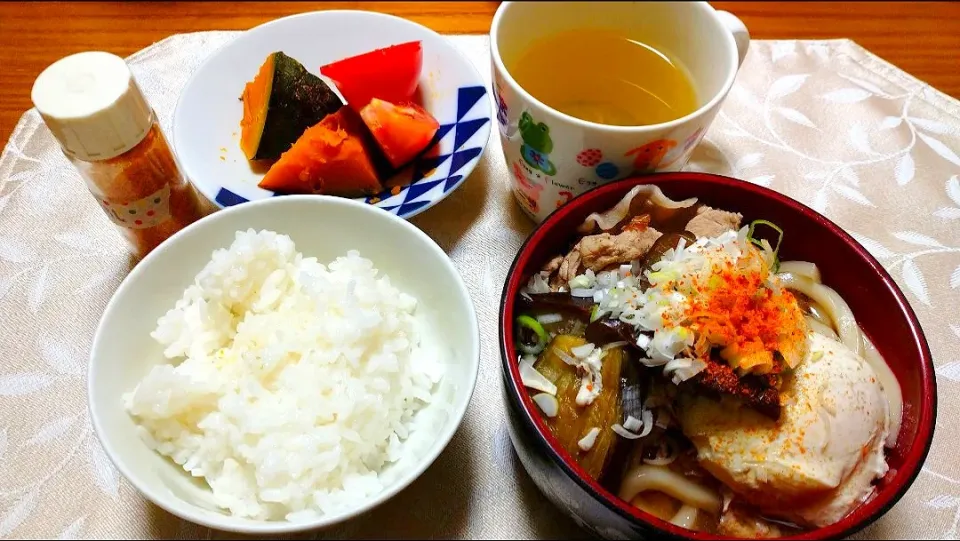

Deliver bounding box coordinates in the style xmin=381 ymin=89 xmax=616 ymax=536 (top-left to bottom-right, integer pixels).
xmin=1 ymin=33 xmax=959 ymax=540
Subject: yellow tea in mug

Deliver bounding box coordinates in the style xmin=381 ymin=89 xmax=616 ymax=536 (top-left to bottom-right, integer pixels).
xmin=509 ymin=29 xmax=698 ymax=126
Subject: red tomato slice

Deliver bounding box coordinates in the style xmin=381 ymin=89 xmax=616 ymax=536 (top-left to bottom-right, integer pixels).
xmin=359 ymin=98 xmax=440 ymax=169
xmin=320 ymin=41 xmax=423 ymax=111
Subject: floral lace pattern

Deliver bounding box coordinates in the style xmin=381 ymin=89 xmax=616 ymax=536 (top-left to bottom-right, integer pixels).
xmin=0 ymin=34 xmax=958 ymax=539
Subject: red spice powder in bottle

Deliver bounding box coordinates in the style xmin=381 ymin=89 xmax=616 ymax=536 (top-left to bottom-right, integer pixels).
xmin=31 ymin=51 xmax=206 ymax=259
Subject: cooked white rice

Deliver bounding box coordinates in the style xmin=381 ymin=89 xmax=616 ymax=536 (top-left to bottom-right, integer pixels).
xmin=124 ymin=229 xmax=443 ymax=521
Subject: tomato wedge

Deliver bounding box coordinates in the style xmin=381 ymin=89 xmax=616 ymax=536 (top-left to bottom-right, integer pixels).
xmin=320 ymin=41 xmax=423 ymax=111
xmin=359 ymin=98 xmax=440 ymax=169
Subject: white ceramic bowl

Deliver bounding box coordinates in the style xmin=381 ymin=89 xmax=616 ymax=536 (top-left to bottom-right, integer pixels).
xmin=87 ymin=196 xmax=480 ymax=534
xmin=173 ymin=10 xmax=492 ymax=220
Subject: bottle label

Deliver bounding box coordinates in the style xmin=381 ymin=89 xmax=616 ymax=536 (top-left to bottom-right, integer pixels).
xmin=96 ymin=185 xmax=172 ymax=230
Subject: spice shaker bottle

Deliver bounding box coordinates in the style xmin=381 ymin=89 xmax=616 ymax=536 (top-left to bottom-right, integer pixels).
xmin=31 ymin=51 xmax=206 ymax=259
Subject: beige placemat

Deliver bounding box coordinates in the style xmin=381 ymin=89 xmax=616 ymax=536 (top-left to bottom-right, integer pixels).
xmin=1 ymin=33 xmax=959 ymax=540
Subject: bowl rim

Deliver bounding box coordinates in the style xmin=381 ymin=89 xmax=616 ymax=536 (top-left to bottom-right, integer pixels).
xmin=88 ymin=194 xmax=481 ymax=534
xmin=171 ymin=9 xmax=492 ymax=218
xmin=498 ymin=172 xmax=937 ymax=540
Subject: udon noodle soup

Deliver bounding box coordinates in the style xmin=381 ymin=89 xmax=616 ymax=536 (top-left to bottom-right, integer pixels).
xmin=513 ymin=186 xmax=903 ymax=538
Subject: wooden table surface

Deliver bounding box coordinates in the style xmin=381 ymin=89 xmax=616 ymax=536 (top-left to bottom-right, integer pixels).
xmin=2 ymin=1 xmax=959 ymax=143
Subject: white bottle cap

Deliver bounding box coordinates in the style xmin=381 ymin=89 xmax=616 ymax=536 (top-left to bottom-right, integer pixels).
xmin=31 ymin=51 xmax=153 ymax=161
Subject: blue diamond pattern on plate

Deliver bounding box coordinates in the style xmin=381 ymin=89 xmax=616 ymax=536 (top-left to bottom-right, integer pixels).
xmin=443 ymin=175 xmax=463 ymax=192
xmin=456 ymin=86 xmax=486 ymax=121
xmin=449 ymin=147 xmax=483 ymax=177
xmin=216 ymin=187 xmax=248 ymax=207
xmin=435 ymin=123 xmax=455 ymax=142
xmin=453 ymin=118 xmax=489 ymax=151
xmin=211 ymin=85 xmax=490 ymax=220
xmin=403 ymin=179 xmax=443 ymax=202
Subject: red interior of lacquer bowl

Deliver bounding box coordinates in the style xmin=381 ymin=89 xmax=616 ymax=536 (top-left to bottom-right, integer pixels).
xmin=500 ymin=173 xmax=937 ymax=540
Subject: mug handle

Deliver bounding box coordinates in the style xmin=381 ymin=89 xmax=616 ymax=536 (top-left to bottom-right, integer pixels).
xmin=716 ymin=10 xmax=750 ymax=67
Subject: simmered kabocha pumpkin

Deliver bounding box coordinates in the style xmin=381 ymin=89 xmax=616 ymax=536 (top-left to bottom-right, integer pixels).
xmin=534 ymin=335 xmax=624 ymax=479
xmin=240 ymin=51 xmax=344 ymax=161
xmin=258 ymin=107 xmax=387 ymax=196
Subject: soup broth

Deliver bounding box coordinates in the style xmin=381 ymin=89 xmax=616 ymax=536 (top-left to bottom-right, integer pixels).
xmin=508 ymin=29 xmax=698 ymax=126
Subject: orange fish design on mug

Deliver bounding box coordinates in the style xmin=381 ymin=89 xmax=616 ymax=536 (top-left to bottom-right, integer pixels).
xmin=625 ymin=139 xmax=677 ymax=173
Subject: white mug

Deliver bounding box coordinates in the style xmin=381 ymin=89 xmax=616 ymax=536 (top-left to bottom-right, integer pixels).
xmin=490 ymin=1 xmax=750 ymax=222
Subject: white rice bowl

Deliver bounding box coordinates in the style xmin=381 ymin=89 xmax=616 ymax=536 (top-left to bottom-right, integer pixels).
xmin=124 ymin=229 xmax=444 ymax=522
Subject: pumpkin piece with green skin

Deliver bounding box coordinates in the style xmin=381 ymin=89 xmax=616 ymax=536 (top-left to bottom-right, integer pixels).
xmin=258 ymin=107 xmax=386 ymax=196
xmin=240 ymin=51 xmax=344 ymax=161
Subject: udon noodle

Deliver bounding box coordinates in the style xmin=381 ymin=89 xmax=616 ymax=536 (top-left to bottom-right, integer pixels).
xmin=619 ymin=465 xmax=721 ymax=516
xmin=513 ymin=186 xmax=902 ymax=538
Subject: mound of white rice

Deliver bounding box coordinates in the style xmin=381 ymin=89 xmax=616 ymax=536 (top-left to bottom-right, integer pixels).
xmin=124 ymin=229 xmax=443 ymax=521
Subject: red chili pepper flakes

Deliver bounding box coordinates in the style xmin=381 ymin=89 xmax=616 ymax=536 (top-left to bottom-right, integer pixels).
xmin=685 ymin=260 xmax=803 ymax=364
xmin=623 ymin=214 xmax=651 ymax=232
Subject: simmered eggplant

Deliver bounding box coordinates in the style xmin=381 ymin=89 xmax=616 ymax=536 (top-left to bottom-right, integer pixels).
xmin=585 ymin=318 xmax=641 ymax=352
xmin=519 ymin=292 xmax=595 ymax=320
xmin=534 ymin=335 xmax=624 ymax=479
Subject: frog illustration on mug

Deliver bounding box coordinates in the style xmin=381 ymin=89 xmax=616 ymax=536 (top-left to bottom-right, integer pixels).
xmin=519 ymin=111 xmax=557 ymax=176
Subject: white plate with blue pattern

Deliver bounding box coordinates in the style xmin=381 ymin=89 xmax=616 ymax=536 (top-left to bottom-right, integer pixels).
xmin=173 ymin=10 xmax=491 ymax=219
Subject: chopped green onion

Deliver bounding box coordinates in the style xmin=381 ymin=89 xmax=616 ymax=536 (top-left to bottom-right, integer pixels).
xmin=569 ymin=275 xmax=591 ymax=289
xmin=590 ymin=305 xmax=601 ymax=323
xmin=516 ymin=314 xmax=549 ymax=355
xmin=747 ymin=219 xmax=784 ymax=272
